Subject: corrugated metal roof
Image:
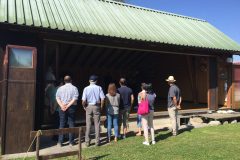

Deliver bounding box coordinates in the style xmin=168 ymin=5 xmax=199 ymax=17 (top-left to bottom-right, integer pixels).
xmin=0 ymin=0 xmax=240 ymax=52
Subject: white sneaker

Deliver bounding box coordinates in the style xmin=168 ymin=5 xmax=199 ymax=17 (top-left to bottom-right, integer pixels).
xmin=152 ymin=141 xmax=156 ymax=145
xmin=142 ymin=141 xmax=150 ymax=146
xmin=122 ymin=135 xmax=126 ymax=139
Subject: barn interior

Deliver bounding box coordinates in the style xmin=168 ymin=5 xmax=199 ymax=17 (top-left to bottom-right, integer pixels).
xmin=41 ymin=41 xmax=214 ymax=125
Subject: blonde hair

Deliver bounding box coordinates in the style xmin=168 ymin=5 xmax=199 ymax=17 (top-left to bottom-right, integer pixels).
xmin=108 ymin=83 xmax=117 ymax=96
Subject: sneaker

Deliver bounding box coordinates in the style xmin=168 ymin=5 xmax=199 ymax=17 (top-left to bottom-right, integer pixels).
xmin=152 ymin=141 xmax=156 ymax=145
xmin=142 ymin=141 xmax=150 ymax=146
xmin=122 ymin=135 xmax=126 ymax=139
xmin=57 ymin=143 xmax=62 ymax=147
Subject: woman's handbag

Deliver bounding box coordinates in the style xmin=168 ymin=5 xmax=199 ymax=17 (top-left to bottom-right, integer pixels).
xmin=137 ymin=96 xmax=150 ymax=115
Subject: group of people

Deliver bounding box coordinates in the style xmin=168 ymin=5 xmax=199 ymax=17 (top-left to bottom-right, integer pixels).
xmin=54 ymin=74 xmax=181 ymax=147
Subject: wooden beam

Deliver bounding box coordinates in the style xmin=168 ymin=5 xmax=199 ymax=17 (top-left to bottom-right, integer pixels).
xmin=62 ymin=45 xmax=79 ymax=67
xmin=126 ymin=52 xmax=148 ymax=69
xmin=186 ymin=56 xmax=198 ymax=104
xmin=69 ymin=45 xmax=82 ymax=65
xmin=73 ymin=45 xmax=92 ymax=66
xmin=95 ymin=48 xmax=114 ymax=67
xmin=56 ymin=43 xmax=60 ymax=80
xmin=117 ymin=51 xmax=139 ymax=69
xmin=88 ymin=47 xmax=106 ymax=67
xmin=60 ymin=44 xmax=73 ymax=65
xmin=40 ymin=151 xmax=79 ymax=160
xmin=84 ymin=47 xmax=104 ymax=68
xmin=71 ymin=46 xmax=87 ymax=66
xmin=208 ymin=57 xmax=218 ymax=110
xmin=112 ymin=50 xmax=132 ymax=69
xmin=105 ymin=49 xmax=123 ymax=68
xmin=30 ymin=127 xmax=86 ymax=138
xmin=81 ymin=46 xmax=97 ymax=67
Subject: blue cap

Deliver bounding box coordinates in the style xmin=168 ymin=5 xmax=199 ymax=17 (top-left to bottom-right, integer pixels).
xmin=89 ymin=75 xmax=98 ymax=81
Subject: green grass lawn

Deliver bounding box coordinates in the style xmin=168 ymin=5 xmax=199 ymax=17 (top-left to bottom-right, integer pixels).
xmin=15 ymin=124 xmax=240 ymax=160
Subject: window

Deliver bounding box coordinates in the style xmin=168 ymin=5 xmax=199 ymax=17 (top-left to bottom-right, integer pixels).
xmin=9 ymin=48 xmax=33 ymax=68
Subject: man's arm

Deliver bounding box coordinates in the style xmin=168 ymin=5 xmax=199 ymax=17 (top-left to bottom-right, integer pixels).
xmin=56 ymin=97 xmax=66 ymax=111
xmin=66 ymin=99 xmax=77 ymax=109
xmin=99 ymin=87 xmax=105 ymax=110
xmin=177 ymin=97 xmax=182 ymax=109
xmin=82 ymin=88 xmax=87 ymax=110
xmin=172 ymin=96 xmax=178 ymax=106
xmin=82 ymin=100 xmax=87 ymax=111
xmin=66 ymin=87 xmax=79 ymax=109
xmin=100 ymin=99 xmax=105 ymax=110
xmin=130 ymin=94 xmax=134 ymax=109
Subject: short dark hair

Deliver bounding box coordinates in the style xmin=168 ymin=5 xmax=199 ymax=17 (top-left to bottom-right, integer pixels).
xmin=145 ymin=83 xmax=153 ymax=94
xmin=64 ymin=75 xmax=72 ymax=83
xmin=119 ymin=78 xmax=126 ymax=85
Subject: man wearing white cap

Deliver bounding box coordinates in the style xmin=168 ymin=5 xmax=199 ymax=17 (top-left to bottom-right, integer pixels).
xmin=166 ymin=76 xmax=182 ymax=136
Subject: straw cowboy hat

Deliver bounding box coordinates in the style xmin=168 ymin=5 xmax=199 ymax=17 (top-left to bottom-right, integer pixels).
xmin=166 ymin=76 xmax=176 ymax=82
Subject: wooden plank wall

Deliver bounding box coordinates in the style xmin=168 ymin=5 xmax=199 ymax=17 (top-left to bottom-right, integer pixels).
xmin=217 ymin=56 xmax=231 ymax=106
xmin=195 ymin=57 xmax=208 ymax=103
xmin=0 ymin=46 xmax=4 ymax=133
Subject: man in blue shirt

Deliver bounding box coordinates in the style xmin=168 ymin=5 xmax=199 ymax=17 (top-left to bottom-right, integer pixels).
xmin=56 ymin=75 xmax=79 ymax=146
xmin=118 ymin=78 xmax=134 ymax=139
xmin=82 ymin=75 xmax=105 ymax=147
xmin=166 ymin=76 xmax=182 ymax=136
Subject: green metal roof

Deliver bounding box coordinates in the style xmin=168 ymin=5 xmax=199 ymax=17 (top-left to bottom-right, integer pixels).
xmin=0 ymin=0 xmax=240 ymax=52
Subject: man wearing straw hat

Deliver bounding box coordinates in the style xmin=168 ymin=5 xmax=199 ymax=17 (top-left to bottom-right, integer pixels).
xmin=166 ymin=76 xmax=182 ymax=136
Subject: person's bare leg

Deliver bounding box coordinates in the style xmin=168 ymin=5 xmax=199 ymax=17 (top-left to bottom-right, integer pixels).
xmin=136 ymin=127 xmax=141 ymax=136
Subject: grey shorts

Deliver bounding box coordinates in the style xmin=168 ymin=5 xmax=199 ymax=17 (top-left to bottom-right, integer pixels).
xmin=119 ymin=108 xmax=130 ymax=128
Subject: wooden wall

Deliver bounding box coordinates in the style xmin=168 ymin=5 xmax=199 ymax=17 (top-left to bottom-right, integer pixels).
xmin=41 ymin=41 xmax=237 ymax=123
xmin=0 ymin=47 xmax=4 ymax=132
xmin=195 ymin=57 xmax=208 ymax=103
xmin=217 ymin=56 xmax=231 ymax=106
xmin=42 ymin=42 xmax=211 ymax=120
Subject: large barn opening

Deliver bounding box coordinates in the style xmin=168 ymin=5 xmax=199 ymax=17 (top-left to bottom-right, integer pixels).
xmin=41 ymin=41 xmax=209 ymax=126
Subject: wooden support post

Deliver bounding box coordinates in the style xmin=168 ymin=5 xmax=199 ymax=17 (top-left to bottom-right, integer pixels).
xmin=78 ymin=127 xmax=82 ymax=160
xmin=208 ymin=57 xmax=218 ymax=110
xmin=186 ymin=56 xmax=198 ymax=104
xmin=56 ymin=43 xmax=59 ymax=80
xmin=36 ymin=133 xmax=40 ymax=160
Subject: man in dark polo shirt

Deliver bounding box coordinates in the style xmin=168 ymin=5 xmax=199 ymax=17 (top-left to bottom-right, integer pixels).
xmin=166 ymin=76 xmax=182 ymax=136
xmin=118 ymin=78 xmax=134 ymax=139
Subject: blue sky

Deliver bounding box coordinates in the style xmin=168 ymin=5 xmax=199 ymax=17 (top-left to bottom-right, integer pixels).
xmin=127 ymin=0 xmax=240 ymax=61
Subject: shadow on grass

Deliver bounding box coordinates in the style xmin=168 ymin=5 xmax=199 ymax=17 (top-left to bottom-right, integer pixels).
xmin=155 ymin=125 xmax=194 ymax=142
xmin=87 ymin=154 xmax=110 ymax=160
xmin=179 ymin=125 xmax=194 ymax=134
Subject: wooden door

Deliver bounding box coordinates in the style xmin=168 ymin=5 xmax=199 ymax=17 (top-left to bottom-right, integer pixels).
xmin=1 ymin=45 xmax=37 ymax=154
xmin=232 ymin=65 xmax=240 ymax=109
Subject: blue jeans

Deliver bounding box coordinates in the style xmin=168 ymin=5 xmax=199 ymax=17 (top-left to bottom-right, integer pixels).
xmin=107 ymin=114 xmax=119 ymax=138
xmin=137 ymin=114 xmax=142 ymax=128
xmin=58 ymin=105 xmax=76 ymax=144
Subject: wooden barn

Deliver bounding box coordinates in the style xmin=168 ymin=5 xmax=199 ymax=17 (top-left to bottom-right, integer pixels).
xmin=0 ymin=0 xmax=240 ymax=155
